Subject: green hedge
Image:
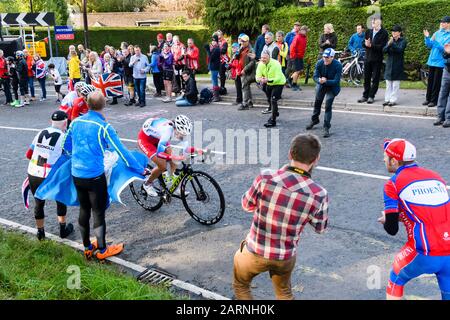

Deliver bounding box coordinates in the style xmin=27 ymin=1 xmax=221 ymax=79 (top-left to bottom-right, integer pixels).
xmin=270 ymin=0 xmax=450 ymax=78
xmin=28 ymin=26 xmax=212 ymax=73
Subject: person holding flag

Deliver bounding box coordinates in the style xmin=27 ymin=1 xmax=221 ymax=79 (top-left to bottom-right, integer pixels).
xmin=33 ymin=54 xmax=47 ymax=101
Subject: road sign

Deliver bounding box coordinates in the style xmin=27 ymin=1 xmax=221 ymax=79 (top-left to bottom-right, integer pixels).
xmin=54 ymin=26 xmax=75 ymax=40
xmin=0 ymin=12 xmax=55 ymax=27
xmin=25 ymin=41 xmax=47 ymax=58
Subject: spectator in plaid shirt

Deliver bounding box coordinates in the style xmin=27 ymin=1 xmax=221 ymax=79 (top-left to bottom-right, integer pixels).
xmin=233 ymin=133 xmax=329 ymax=300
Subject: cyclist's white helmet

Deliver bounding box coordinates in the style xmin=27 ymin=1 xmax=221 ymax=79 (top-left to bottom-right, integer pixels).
xmin=74 ymin=81 xmax=87 ymax=92
xmin=173 ymin=115 xmax=193 ymax=136
xmin=79 ymin=84 xmax=97 ymax=97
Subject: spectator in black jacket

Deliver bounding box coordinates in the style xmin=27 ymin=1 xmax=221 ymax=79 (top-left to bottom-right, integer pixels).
xmin=382 ymin=25 xmax=407 ymax=107
xmin=122 ymin=48 xmax=136 ymax=106
xmin=15 ymin=51 xmax=30 ymax=107
xmin=175 ymin=71 xmax=198 ymax=107
xmin=358 ymin=16 xmax=389 ymax=104
xmin=205 ymin=34 xmax=222 ymax=102
xmin=318 ymin=23 xmax=338 ymax=59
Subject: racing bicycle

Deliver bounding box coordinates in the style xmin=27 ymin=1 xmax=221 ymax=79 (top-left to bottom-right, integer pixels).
xmin=337 ymin=50 xmax=365 ymax=86
xmin=129 ymin=149 xmax=225 ymax=225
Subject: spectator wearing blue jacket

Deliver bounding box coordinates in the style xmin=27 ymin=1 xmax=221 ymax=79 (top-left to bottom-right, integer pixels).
xmin=149 ymin=45 xmax=164 ymax=97
xmin=423 ymin=16 xmax=450 ymax=107
xmin=254 ymin=24 xmax=270 ymax=60
xmin=306 ymin=48 xmax=342 ymax=138
xmin=348 ymin=24 xmax=365 ymax=55
xmin=129 ymin=46 xmax=150 ymax=107
xmin=63 ymin=91 xmax=145 ymax=260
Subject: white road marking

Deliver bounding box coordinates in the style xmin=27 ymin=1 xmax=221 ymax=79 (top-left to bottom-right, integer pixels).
xmin=0 ymin=217 xmax=230 ymax=300
xmin=0 ymin=125 xmax=448 ymax=189
xmin=215 ymin=102 xmax=433 ymax=120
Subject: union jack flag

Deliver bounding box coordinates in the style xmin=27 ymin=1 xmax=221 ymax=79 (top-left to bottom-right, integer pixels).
xmin=90 ymin=72 xmax=123 ymax=97
xmin=35 ymin=60 xmax=47 ymax=79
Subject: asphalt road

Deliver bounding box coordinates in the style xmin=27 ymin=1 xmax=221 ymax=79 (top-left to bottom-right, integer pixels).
xmin=0 ymin=85 xmax=449 ymax=300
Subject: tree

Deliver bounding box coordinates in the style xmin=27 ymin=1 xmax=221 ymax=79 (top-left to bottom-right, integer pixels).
xmin=68 ymin=0 xmax=157 ymax=13
xmin=204 ymin=0 xmax=277 ymax=36
xmin=185 ymin=0 xmax=205 ymax=19
xmin=32 ymin=0 xmax=69 ymax=25
xmin=338 ymin=0 xmax=372 ymax=7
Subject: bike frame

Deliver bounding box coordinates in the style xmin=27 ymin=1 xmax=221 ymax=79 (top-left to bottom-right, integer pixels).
xmin=157 ymin=153 xmax=205 ymax=199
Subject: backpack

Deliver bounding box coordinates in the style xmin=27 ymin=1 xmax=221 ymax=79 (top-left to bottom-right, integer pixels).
xmin=199 ymin=88 xmax=213 ymax=104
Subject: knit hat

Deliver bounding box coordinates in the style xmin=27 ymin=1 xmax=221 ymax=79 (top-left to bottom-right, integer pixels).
xmin=240 ymin=34 xmax=249 ymax=42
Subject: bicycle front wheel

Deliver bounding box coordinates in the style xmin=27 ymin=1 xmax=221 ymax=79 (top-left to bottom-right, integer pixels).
xmin=180 ymin=171 xmax=225 ymax=225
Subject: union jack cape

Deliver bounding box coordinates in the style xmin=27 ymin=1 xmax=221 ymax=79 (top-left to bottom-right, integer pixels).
xmin=90 ymin=72 xmax=123 ymax=98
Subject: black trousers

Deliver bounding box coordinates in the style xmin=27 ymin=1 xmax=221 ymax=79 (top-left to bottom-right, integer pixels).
xmin=235 ymin=76 xmax=243 ymax=103
xmin=73 ymin=174 xmax=108 ymax=249
xmin=220 ymin=63 xmax=227 ymax=89
xmin=28 ymin=174 xmax=67 ymax=220
xmin=153 ymin=72 xmax=164 ymax=94
xmin=363 ymin=60 xmax=383 ymax=99
xmin=2 ymin=78 xmax=12 ymax=102
xmin=426 ymin=66 xmax=444 ymax=105
xmin=265 ymin=85 xmax=283 ymax=122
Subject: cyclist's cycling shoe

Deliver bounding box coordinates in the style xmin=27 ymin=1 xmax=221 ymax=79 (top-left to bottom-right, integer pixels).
xmin=96 ymin=243 xmax=124 ymax=260
xmin=143 ymin=183 xmax=158 ymax=197
xmin=84 ymin=240 xmax=98 ymax=259
xmin=60 ymin=223 xmax=74 ymax=238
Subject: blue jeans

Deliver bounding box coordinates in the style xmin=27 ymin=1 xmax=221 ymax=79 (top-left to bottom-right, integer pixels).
xmin=437 ymin=68 xmax=450 ymax=121
xmin=37 ymin=77 xmax=46 ymax=99
xmin=28 ymin=77 xmax=35 ymax=97
xmin=211 ymin=70 xmax=219 ymax=88
xmin=134 ymin=78 xmax=146 ymax=105
xmin=175 ymin=96 xmax=193 ymax=107
xmin=312 ymin=85 xmax=337 ymax=129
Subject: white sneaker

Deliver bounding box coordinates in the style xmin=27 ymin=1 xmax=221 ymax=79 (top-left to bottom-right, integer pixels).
xmin=24 ymin=100 xmax=30 ymax=105
xmin=143 ymin=183 xmax=158 ymax=197
xmin=40 ymin=97 xmax=46 ymax=101
xmin=163 ymin=98 xmax=173 ymax=103
xmin=172 ymin=184 xmax=190 ymax=197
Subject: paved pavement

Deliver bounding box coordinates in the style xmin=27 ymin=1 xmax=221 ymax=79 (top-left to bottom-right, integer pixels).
xmin=189 ymin=76 xmax=436 ymax=117
xmin=0 ymin=84 xmax=449 ymax=300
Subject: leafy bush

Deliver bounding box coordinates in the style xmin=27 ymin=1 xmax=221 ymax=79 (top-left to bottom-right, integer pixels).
xmin=338 ymin=0 xmax=372 ymax=8
xmin=270 ymin=0 xmax=450 ymax=77
xmin=31 ymin=27 xmax=212 ymax=73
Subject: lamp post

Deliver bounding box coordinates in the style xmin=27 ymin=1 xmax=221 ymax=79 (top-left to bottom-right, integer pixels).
xmin=83 ymin=0 xmax=89 ymax=48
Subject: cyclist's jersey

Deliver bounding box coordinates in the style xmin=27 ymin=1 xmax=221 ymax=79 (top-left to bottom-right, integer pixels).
xmin=60 ymin=91 xmax=78 ymax=108
xmin=27 ymin=126 xmax=64 ymax=178
xmin=139 ymin=118 xmax=175 ymax=154
xmin=71 ymin=97 xmax=88 ymax=120
xmin=384 ymin=164 xmax=450 ymax=256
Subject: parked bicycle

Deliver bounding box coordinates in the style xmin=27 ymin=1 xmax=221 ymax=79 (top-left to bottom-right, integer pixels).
xmin=336 ymin=50 xmax=365 ymax=86
xmin=130 ymin=148 xmax=226 ymax=225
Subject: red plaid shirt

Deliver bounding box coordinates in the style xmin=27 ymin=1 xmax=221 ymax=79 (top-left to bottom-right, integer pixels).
xmin=242 ymin=166 xmax=329 ymax=260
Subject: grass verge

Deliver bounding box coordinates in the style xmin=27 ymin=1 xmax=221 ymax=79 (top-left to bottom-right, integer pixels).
xmin=0 ymin=228 xmax=178 ymax=300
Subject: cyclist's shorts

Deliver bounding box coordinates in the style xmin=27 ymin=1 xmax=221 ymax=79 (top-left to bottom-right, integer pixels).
xmin=138 ymin=130 xmax=159 ymax=160
xmin=387 ymin=243 xmax=450 ymax=300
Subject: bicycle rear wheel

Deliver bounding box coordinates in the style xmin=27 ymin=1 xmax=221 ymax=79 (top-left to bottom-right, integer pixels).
xmin=180 ymin=171 xmax=225 ymax=225
xmin=350 ymin=62 xmax=364 ymax=86
xmin=129 ymin=175 xmax=164 ymax=212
